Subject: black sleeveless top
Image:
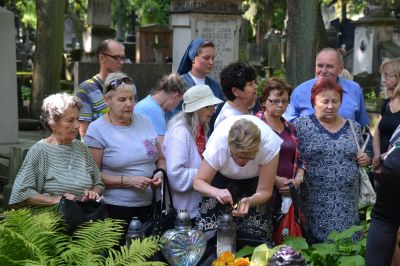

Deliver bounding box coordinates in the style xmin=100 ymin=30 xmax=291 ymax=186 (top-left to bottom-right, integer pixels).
xmin=372 ymin=145 xmax=400 ymax=224
xmin=378 ymin=99 xmax=400 ymax=153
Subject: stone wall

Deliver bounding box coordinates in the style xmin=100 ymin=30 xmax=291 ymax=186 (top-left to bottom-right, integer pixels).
xmin=73 ymin=62 xmax=172 ymax=100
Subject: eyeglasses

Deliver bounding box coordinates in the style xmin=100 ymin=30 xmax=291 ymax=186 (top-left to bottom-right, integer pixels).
xmin=103 ymin=53 xmax=127 ymax=62
xmin=106 ymin=77 xmax=134 ymax=93
xmin=266 ymin=98 xmax=289 ymax=105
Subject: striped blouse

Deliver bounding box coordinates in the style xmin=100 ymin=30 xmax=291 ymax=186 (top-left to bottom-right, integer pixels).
xmin=9 ymin=139 xmax=103 ymax=205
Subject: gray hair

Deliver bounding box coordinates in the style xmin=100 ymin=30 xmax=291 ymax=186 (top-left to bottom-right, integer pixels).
xmin=104 ymin=72 xmax=137 ymax=98
xmin=317 ymin=47 xmax=343 ymax=65
xmin=152 ymin=73 xmax=187 ymax=95
xmin=168 ymin=111 xmax=209 ymax=139
xmin=40 ymin=92 xmax=81 ymax=131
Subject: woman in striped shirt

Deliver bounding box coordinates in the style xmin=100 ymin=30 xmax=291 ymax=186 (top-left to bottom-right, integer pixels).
xmin=9 ymin=93 xmax=104 ymax=206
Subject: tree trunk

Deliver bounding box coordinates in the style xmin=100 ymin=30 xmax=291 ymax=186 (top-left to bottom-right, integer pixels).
xmin=30 ymin=0 xmax=65 ymax=118
xmin=285 ymin=0 xmax=318 ymax=87
xmin=316 ymin=1 xmax=328 ymax=52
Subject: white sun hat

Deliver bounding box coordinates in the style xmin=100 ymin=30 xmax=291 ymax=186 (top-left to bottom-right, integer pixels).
xmin=182 ymin=85 xmax=223 ymax=113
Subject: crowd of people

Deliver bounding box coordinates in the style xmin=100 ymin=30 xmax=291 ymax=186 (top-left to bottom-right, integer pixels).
xmin=8 ymin=38 xmax=400 ymax=265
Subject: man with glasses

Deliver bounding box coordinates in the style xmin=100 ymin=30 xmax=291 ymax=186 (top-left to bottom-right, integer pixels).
xmin=76 ymin=39 xmax=127 ymax=138
xmin=284 ymin=47 xmax=369 ymax=128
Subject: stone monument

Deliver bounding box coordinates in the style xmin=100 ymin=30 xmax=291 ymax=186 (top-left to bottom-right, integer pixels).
xmin=170 ymin=0 xmax=243 ymax=80
xmin=0 ymin=7 xmax=18 ymax=145
xmin=352 ymin=1 xmax=398 ymax=76
xmin=83 ymin=0 xmax=115 ymax=53
xmin=135 ymin=24 xmax=173 ymax=64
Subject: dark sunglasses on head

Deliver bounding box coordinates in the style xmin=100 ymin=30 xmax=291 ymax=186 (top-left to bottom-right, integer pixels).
xmin=106 ymin=77 xmax=134 ymax=93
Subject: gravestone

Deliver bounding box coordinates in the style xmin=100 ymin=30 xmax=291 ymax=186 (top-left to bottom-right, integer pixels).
xmin=352 ymin=17 xmax=397 ymax=75
xmin=64 ymin=14 xmax=83 ymax=52
xmin=135 ymin=24 xmax=173 ymax=64
xmin=0 ymin=7 xmax=18 ymax=145
xmin=74 ymin=62 xmax=172 ymax=101
xmin=353 ymin=1 xmax=398 ymax=76
xmin=171 ymin=0 xmax=243 ymax=80
xmin=83 ymin=0 xmax=115 ymax=53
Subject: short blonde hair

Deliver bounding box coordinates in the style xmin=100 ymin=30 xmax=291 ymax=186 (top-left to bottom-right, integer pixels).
xmin=40 ymin=92 xmax=81 ymax=131
xmin=228 ymin=119 xmax=261 ymax=156
xmin=104 ymin=72 xmax=137 ymax=98
xmin=380 ymin=58 xmax=400 ymax=98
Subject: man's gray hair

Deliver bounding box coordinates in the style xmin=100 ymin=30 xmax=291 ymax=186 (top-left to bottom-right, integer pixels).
xmin=40 ymin=92 xmax=81 ymax=131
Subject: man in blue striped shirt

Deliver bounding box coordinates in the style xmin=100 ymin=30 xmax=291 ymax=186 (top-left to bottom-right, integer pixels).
xmin=76 ymin=39 xmax=126 ymax=138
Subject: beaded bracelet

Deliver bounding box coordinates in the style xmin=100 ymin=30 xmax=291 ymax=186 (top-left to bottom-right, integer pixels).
xmin=120 ymin=175 xmax=124 ymax=188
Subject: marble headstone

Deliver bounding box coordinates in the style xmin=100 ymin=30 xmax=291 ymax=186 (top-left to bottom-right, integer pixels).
xmin=0 ymin=7 xmax=18 ymax=144
xmin=171 ymin=0 xmax=242 ymax=80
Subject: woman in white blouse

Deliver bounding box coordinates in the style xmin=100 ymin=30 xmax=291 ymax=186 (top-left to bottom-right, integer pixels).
xmin=193 ymin=115 xmax=282 ymax=240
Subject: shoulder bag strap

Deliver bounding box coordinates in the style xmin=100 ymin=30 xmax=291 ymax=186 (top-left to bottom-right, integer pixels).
xmin=163 ymin=172 xmax=176 ymax=211
xmin=289 ymin=183 xmax=301 ymax=224
xmin=348 ymin=119 xmax=361 ymax=152
xmin=153 ymin=169 xmax=176 ymax=212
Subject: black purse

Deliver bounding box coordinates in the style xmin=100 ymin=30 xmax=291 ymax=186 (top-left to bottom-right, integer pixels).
xmin=58 ymin=196 xmax=106 ymax=235
xmin=143 ymin=169 xmax=177 ymax=236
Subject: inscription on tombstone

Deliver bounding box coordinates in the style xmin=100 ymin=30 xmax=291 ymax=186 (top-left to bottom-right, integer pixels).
xmin=196 ymin=19 xmax=236 ymax=80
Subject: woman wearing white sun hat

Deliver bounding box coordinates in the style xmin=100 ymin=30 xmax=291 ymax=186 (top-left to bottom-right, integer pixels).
xmin=163 ymin=85 xmax=223 ymax=221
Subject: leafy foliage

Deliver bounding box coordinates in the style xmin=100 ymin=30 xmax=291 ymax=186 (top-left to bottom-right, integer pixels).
xmin=0 ymin=208 xmax=165 ymax=266
xmin=242 ymin=0 xmax=286 ymax=36
xmin=112 ymin=0 xmax=171 ymax=38
xmin=283 ymin=224 xmax=368 ymax=265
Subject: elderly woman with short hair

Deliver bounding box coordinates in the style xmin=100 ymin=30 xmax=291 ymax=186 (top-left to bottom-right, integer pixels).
xmin=162 ymin=84 xmax=222 ymax=220
xmin=84 ymin=72 xmax=165 ymax=232
xmin=193 ymin=115 xmax=282 ymax=240
xmin=9 ymin=93 xmax=103 ymax=206
xmin=294 ymin=79 xmax=370 ymax=243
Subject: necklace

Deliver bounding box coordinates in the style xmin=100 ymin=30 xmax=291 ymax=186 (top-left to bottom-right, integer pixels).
xmin=262 ymin=112 xmax=284 ymax=133
xmin=108 ymin=112 xmax=132 ymax=126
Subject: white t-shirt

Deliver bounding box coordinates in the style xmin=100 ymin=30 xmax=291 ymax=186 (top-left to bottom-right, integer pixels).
xmin=189 ymin=72 xmax=205 ymax=85
xmin=204 ymin=115 xmax=282 ymax=179
xmin=214 ymin=101 xmax=247 ymax=129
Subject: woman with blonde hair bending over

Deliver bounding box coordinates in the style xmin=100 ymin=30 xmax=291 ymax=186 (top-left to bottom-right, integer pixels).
xmin=194 ymin=115 xmax=282 ymax=241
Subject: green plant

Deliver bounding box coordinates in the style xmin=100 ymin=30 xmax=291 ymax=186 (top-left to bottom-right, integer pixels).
xmin=283 ymin=224 xmax=368 ymax=266
xmin=0 ymin=208 xmax=166 ymax=266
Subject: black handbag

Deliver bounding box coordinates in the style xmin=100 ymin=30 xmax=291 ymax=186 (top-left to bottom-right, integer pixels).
xmin=143 ymin=169 xmax=177 ymax=236
xmin=58 ymin=196 xmax=106 ymax=235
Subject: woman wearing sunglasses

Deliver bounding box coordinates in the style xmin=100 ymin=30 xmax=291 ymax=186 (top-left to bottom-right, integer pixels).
xmin=84 ymin=72 xmax=165 ymax=242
